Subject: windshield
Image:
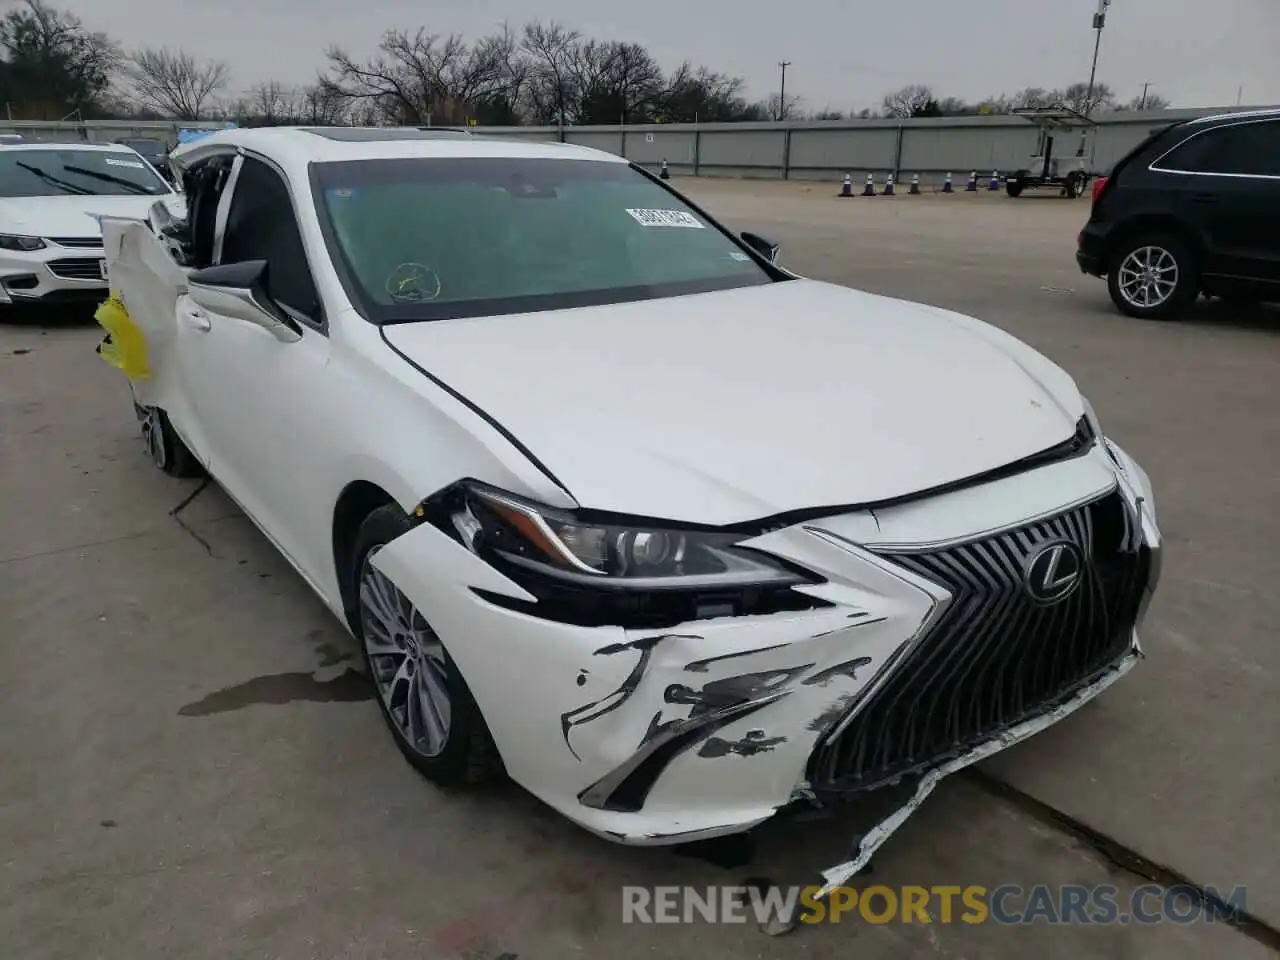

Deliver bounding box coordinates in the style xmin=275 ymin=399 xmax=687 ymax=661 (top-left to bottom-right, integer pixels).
xmin=311 ymin=157 xmax=775 ymax=322
xmin=0 ymin=149 xmax=170 ymax=198
xmin=118 ymin=139 xmax=165 ymax=157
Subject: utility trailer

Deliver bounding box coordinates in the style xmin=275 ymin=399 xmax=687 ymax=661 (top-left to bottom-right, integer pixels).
xmin=1004 ymin=105 xmax=1099 ymax=198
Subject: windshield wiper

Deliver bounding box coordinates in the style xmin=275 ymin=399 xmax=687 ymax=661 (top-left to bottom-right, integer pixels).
xmin=14 ymin=161 xmax=96 ymax=196
xmin=62 ymin=165 xmax=157 ymax=195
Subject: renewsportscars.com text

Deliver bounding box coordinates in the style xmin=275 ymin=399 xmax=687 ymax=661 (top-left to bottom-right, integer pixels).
xmin=622 ymin=883 xmax=1248 ymax=926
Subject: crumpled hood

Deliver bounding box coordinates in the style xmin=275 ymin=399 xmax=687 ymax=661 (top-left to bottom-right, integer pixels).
xmin=382 ymin=280 xmax=1085 ymax=524
xmin=0 ymin=194 xmax=182 ymax=240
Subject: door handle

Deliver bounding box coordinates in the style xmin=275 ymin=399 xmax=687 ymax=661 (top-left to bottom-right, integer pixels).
xmin=1190 ymin=192 xmax=1220 ymax=205
xmin=181 ymin=307 xmax=211 ymax=332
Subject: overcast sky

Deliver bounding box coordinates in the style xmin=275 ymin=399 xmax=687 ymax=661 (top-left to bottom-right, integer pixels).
xmin=61 ymin=0 xmax=1280 ymax=112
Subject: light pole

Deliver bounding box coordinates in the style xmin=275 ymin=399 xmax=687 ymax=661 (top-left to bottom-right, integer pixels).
xmin=1084 ymin=0 xmax=1111 ymax=117
xmin=778 ymin=61 xmax=791 ymax=121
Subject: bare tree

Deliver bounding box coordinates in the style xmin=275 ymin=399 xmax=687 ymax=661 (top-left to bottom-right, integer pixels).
xmin=1055 ymin=81 xmax=1116 ymax=115
xmin=881 ymin=84 xmax=934 ymax=119
xmin=0 ymin=0 xmax=120 ymax=119
xmin=765 ymin=91 xmax=802 ymax=122
xmin=325 ymin=27 xmax=522 ymax=126
xmin=657 ymin=62 xmax=752 ymax=122
xmin=521 ymin=21 xmax=578 ymax=126
xmin=466 ymin=25 xmax=526 ymax=124
xmin=570 ymin=40 xmax=663 ymax=124
xmin=298 ymin=81 xmax=349 ymax=124
xmin=1010 ymin=87 xmax=1053 ymax=110
xmin=128 ymin=47 xmax=227 ymax=119
xmin=933 ymin=96 xmax=974 ymax=116
xmin=1123 ymin=91 xmax=1171 ymax=111
xmin=246 ymin=80 xmax=297 ymax=125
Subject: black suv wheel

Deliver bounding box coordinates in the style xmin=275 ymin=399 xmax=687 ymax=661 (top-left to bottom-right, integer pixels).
xmin=1107 ymin=232 xmax=1199 ymax=320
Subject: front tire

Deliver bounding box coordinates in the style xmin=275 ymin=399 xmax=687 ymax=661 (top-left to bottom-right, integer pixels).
xmin=351 ymin=505 xmax=502 ymax=787
xmin=1107 ymin=233 xmax=1199 ymax=320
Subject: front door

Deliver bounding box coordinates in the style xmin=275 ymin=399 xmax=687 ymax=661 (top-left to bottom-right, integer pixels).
xmin=175 ymin=154 xmax=332 ymax=582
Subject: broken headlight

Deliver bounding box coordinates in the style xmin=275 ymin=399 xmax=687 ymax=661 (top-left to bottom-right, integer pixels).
xmin=446 ymin=485 xmax=803 ymax=590
xmin=424 ymin=484 xmax=828 ymax=628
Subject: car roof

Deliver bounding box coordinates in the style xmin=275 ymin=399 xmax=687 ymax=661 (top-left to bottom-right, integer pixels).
xmin=171 ymin=126 xmax=628 ymax=177
xmin=1184 ymin=108 xmax=1280 ymax=127
xmin=0 ymin=141 xmax=149 ymax=153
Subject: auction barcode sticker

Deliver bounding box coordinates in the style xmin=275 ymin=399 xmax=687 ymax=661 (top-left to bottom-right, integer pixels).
xmin=625 ymin=208 xmax=704 ymax=228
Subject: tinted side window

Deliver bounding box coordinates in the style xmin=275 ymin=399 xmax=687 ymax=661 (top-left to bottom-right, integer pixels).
xmin=1158 ymin=121 xmax=1280 ymax=176
xmin=221 ymin=157 xmax=318 ymax=315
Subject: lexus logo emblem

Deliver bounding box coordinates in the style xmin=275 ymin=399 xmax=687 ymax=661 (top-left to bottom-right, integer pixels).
xmin=1023 ymin=540 xmax=1084 ymax=605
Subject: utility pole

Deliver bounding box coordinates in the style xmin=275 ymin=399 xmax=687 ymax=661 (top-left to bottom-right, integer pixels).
xmin=777 ymin=61 xmax=791 ymax=121
xmin=1085 ymin=0 xmax=1112 ymax=117
xmin=1139 ymin=82 xmax=1151 ymax=110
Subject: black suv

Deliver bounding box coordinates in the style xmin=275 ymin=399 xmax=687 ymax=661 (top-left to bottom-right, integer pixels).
xmin=1077 ymin=109 xmax=1280 ymax=319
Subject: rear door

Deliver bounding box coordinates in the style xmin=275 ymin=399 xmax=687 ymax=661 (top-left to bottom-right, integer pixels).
xmin=1151 ymin=118 xmax=1280 ymax=285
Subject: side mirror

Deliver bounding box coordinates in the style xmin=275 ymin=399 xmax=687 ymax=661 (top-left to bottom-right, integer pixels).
xmin=187 ymin=260 xmax=302 ymax=342
xmin=741 ymin=231 xmax=780 ymax=263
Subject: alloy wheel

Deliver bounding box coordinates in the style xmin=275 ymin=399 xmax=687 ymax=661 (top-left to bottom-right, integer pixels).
xmin=139 ymin=406 xmax=167 ymax=470
xmin=358 ymin=550 xmax=452 ymax=758
xmin=1118 ymin=246 xmax=1179 ymax=309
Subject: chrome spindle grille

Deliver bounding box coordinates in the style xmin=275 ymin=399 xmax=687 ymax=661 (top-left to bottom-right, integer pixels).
xmin=810 ymin=491 xmax=1150 ymax=794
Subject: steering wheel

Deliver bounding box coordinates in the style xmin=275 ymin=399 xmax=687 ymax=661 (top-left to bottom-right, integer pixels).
xmin=385 ymin=262 xmax=441 ymax=302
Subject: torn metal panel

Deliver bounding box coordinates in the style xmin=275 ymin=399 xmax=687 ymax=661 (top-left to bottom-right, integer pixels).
xmin=98 ymin=214 xmax=189 ymax=411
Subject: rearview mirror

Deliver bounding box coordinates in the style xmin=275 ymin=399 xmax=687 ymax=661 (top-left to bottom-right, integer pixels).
xmin=740 ymin=231 xmax=780 ymax=263
xmin=187 ymin=260 xmax=302 ymax=343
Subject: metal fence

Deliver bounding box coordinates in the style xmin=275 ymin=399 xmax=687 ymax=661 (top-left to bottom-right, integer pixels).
xmin=470 ymin=105 xmax=1277 ymax=185
xmin=2 ymin=106 xmax=1273 ymax=187
xmin=0 ymin=118 xmax=234 ymax=147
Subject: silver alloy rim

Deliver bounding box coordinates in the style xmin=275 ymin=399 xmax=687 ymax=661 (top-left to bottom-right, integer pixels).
xmin=358 ymin=550 xmax=452 ymax=757
xmin=139 ymin=407 xmax=167 ymax=470
xmin=1118 ymin=246 xmax=1179 ymax=309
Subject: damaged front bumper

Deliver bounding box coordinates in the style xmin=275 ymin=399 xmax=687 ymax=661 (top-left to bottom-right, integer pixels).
xmin=371 ymin=438 xmax=1161 ymax=849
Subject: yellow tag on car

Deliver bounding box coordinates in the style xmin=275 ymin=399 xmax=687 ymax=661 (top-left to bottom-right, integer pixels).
xmin=94 ymin=291 xmax=150 ymax=380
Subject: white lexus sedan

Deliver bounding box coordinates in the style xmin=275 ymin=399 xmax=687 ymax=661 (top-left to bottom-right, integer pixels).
xmin=102 ymin=127 xmax=1161 ymax=885
xmin=0 ymin=142 xmax=177 ymax=310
